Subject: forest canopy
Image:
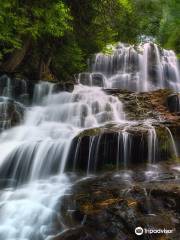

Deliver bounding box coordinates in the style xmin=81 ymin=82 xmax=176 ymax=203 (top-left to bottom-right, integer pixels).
xmin=0 ymin=0 xmax=179 ymax=81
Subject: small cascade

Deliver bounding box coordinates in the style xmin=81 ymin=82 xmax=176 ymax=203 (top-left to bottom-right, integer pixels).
xmin=115 ymin=130 xmax=132 ymax=170
xmin=165 ymin=127 xmax=178 ymax=158
xmin=0 ymin=83 xmax=125 ymax=183
xmin=2 ymin=76 xmax=12 ymax=97
xmin=0 ymin=41 xmax=179 ymax=239
xmin=0 ymin=98 xmax=11 ymax=130
xmin=0 ymin=75 xmax=30 ymax=102
xmin=0 ymin=97 xmax=24 ymax=131
xmin=33 ymin=81 xmax=55 ymax=104
xmin=80 ymin=42 xmax=180 ymax=92
xmin=122 ymin=129 xmax=131 ymax=168
xmin=147 ymin=125 xmax=157 ymax=164
xmin=141 ymin=43 xmax=150 ymax=91
xmin=163 ymin=50 xmax=180 ymax=90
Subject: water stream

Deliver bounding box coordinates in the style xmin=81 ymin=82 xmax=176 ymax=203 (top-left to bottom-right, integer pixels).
xmin=0 ymin=42 xmax=179 ymax=239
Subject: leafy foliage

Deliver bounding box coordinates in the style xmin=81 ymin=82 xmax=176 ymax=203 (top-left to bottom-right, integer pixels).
xmin=0 ymin=0 xmax=179 ymax=79
xmin=52 ymin=34 xmax=86 ymax=80
xmin=158 ymin=0 xmax=180 ymax=53
xmin=0 ymin=0 xmax=71 ymax=58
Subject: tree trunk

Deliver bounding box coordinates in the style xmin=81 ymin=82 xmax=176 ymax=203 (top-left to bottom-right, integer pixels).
xmin=38 ymin=57 xmax=54 ymax=81
xmin=0 ymin=37 xmax=31 ymax=73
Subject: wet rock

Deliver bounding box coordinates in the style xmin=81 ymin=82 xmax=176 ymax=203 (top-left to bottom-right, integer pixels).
xmin=58 ymin=171 xmax=180 ymax=240
xmin=104 ymin=88 xmax=180 ymax=122
xmin=0 ymin=74 xmax=35 ymax=104
xmin=167 ymin=94 xmax=180 ymax=113
xmin=78 ymin=72 xmax=105 ymax=87
xmin=0 ymin=97 xmax=24 ymax=130
xmin=91 ymin=73 xmax=105 ymax=87
xmin=150 ymin=183 xmax=180 ymax=213
xmin=53 ymin=82 xmax=74 ymax=93
xmin=65 ymin=122 xmax=178 ymax=173
xmin=78 ymin=73 xmax=91 ymax=86
xmin=51 ymin=227 xmax=96 ymax=240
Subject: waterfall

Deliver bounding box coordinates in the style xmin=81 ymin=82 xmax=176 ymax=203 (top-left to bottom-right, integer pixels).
xmin=0 ymin=41 xmax=179 ymax=239
xmin=33 ymin=81 xmax=55 ymax=104
xmin=141 ymin=43 xmax=150 ymax=91
xmin=0 ymin=83 xmax=125 ymax=183
xmin=88 ymin=42 xmax=180 ymax=91
xmin=1 ymin=76 xmax=12 ymax=98
xmin=165 ymin=127 xmax=178 ymax=158
xmin=0 ymin=175 xmax=70 ymax=239
xmin=147 ymin=125 xmax=157 ymax=164
xmin=0 ymin=79 xmax=126 ymax=239
xmin=0 ymin=97 xmax=11 ymax=130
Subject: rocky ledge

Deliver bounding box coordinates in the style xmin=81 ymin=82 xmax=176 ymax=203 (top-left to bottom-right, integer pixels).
xmin=52 ymin=165 xmax=180 ymax=240
xmin=105 ymin=89 xmax=180 ymax=122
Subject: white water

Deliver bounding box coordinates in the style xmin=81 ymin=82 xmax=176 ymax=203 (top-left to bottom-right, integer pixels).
xmin=0 ymin=84 xmax=125 ymax=180
xmin=0 ymin=82 xmax=125 ymax=239
xmin=165 ymin=127 xmax=178 ymax=158
xmin=0 ymin=97 xmax=11 ymax=130
xmin=0 ymin=41 xmax=179 ymax=239
xmin=2 ymin=76 xmax=12 ymax=98
xmin=79 ymin=42 xmax=180 ymax=92
xmin=0 ymin=175 xmax=70 ymax=240
xmin=0 ymin=97 xmax=24 ymax=131
xmin=33 ymin=81 xmax=54 ymax=104
xmin=147 ymin=125 xmax=157 ymax=164
xmin=141 ymin=43 xmax=150 ymax=91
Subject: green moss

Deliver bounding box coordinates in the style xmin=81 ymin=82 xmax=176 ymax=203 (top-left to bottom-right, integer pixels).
xmin=78 ymin=128 xmax=103 ymax=137
xmin=156 ymin=128 xmax=170 ymax=150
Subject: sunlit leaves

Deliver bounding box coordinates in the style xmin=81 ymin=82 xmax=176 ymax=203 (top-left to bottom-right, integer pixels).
xmin=158 ymin=0 xmax=180 ymax=52
xmin=0 ymin=0 xmax=72 ymax=59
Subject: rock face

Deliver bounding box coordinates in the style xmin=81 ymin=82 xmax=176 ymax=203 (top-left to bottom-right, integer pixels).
xmin=78 ymin=72 xmax=105 ymax=87
xmin=54 ymin=166 xmax=180 ymax=240
xmin=64 ymin=118 xmax=180 ymax=173
xmin=167 ymin=94 xmax=180 ymax=113
xmin=0 ymin=74 xmax=34 ymax=104
xmin=0 ymin=97 xmax=24 ymax=131
xmin=53 ymin=82 xmax=74 ymax=93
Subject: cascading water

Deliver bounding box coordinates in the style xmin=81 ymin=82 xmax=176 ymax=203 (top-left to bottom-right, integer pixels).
xmin=0 ymin=41 xmax=179 ymax=239
xmin=0 ymin=175 xmax=70 ymax=240
xmin=79 ymin=42 xmax=180 ymax=92
xmin=147 ymin=124 xmax=157 ymax=164
xmin=165 ymin=126 xmax=178 ymax=158
xmin=33 ymin=81 xmax=55 ymax=104
xmin=0 ymin=84 xmax=125 ymax=182
xmin=0 ymin=80 xmax=125 ymax=239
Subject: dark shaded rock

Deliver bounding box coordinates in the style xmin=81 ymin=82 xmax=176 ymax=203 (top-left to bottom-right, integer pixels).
xmin=51 ymin=227 xmax=96 ymax=240
xmin=57 ymin=169 xmax=180 ymax=240
xmin=53 ymin=82 xmax=74 ymax=93
xmin=0 ymin=74 xmax=35 ymax=104
xmin=0 ymin=97 xmax=24 ymax=131
xmin=150 ymin=183 xmax=180 ymax=213
xmin=91 ymin=73 xmax=105 ymax=87
xmin=167 ymin=94 xmax=180 ymax=113
xmin=65 ymin=122 xmax=177 ymax=173
xmin=78 ymin=72 xmax=105 ymax=87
